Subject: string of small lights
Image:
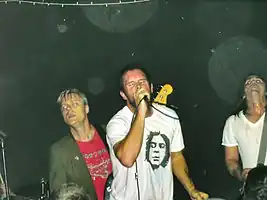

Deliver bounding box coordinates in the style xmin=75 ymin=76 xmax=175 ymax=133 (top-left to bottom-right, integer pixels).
xmin=0 ymin=0 xmax=152 ymax=7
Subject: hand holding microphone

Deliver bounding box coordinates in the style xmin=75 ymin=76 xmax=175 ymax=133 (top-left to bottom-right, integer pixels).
xmin=134 ymin=86 xmax=150 ymax=114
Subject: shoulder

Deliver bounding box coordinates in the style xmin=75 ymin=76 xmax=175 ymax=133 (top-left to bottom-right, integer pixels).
xmin=107 ymin=106 xmax=131 ymax=128
xmin=93 ymin=124 xmax=109 ymax=148
xmin=225 ymin=112 xmax=242 ymax=125
xmin=154 ymin=104 xmax=178 ymax=114
xmin=50 ymin=135 xmax=73 ymax=152
xmin=152 ymin=104 xmax=179 ymax=120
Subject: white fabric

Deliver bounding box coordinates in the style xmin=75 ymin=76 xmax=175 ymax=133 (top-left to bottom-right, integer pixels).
xmin=106 ymin=104 xmax=184 ymax=200
xmin=222 ymin=111 xmax=267 ymax=169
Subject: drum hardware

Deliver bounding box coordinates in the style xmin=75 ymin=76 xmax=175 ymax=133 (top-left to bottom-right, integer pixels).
xmin=39 ymin=178 xmax=49 ymax=200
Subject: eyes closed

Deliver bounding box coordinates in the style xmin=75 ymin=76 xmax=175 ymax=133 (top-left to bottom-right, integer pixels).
xmin=125 ymin=79 xmax=148 ymax=89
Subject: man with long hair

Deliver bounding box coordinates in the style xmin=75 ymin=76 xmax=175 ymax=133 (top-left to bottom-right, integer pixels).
xmin=222 ymin=75 xmax=266 ymax=181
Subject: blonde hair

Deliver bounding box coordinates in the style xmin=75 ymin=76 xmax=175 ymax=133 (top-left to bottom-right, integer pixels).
xmin=57 ymin=89 xmax=88 ymax=107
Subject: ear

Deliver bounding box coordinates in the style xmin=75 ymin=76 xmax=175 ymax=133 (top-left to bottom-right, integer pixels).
xmin=150 ymin=83 xmax=153 ymax=93
xmin=85 ymin=105 xmax=90 ymax=114
xmin=120 ymin=91 xmax=128 ymax=101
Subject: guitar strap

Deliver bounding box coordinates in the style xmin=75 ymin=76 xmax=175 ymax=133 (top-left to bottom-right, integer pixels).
xmin=257 ymin=113 xmax=267 ymax=165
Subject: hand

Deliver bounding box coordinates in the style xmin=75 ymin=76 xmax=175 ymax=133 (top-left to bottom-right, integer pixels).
xmin=241 ymin=168 xmax=251 ymax=181
xmin=189 ymin=188 xmax=209 ymax=200
xmin=134 ymin=87 xmax=149 ymax=112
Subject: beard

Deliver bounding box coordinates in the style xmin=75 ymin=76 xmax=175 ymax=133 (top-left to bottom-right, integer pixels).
xmin=129 ymin=99 xmax=137 ymax=109
xmin=125 ymin=91 xmax=151 ymax=109
xmin=127 ymin=96 xmax=140 ymax=109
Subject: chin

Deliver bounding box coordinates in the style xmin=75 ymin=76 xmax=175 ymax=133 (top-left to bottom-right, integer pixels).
xmin=67 ymin=120 xmax=78 ymax=126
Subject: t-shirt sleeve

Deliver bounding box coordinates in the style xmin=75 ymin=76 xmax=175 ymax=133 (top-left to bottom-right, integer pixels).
xmin=222 ymin=116 xmax=238 ymax=147
xmin=106 ymin=116 xmax=129 ymax=149
xmin=170 ymin=118 xmax=185 ymax=152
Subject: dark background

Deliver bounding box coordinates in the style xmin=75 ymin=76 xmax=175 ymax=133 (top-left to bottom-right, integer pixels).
xmin=1 ymin=0 xmax=267 ymax=199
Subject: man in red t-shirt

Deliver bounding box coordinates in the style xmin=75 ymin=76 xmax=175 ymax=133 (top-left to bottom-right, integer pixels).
xmin=49 ymin=89 xmax=112 ymax=200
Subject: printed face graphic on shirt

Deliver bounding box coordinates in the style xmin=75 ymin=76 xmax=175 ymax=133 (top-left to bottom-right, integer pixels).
xmin=145 ymin=131 xmax=170 ymax=170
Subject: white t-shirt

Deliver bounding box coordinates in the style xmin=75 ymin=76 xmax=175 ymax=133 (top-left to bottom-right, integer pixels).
xmin=106 ymin=104 xmax=185 ymax=200
xmin=222 ymin=111 xmax=267 ymax=169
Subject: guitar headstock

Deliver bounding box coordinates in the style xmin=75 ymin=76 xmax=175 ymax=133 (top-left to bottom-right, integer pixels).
xmin=153 ymin=84 xmax=173 ymax=105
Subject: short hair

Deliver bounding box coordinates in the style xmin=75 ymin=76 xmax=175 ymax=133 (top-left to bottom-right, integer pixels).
xmin=57 ymin=183 xmax=91 ymax=200
xmin=242 ymin=165 xmax=267 ymax=200
xmin=119 ymin=63 xmax=151 ymax=92
xmin=57 ymin=89 xmax=88 ymax=107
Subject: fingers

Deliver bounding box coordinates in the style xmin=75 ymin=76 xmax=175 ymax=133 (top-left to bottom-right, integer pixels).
xmin=134 ymin=88 xmax=149 ymax=104
xmin=242 ymin=168 xmax=251 ymax=180
xmin=200 ymin=192 xmax=209 ymax=199
xmin=191 ymin=191 xmax=209 ymax=200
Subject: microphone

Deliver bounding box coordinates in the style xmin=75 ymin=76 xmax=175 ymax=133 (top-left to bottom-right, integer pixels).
xmin=143 ymin=95 xmax=151 ymax=105
xmin=143 ymin=95 xmax=148 ymax=101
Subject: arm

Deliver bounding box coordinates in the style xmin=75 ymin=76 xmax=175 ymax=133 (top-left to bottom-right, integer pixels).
xmin=114 ymin=108 xmax=146 ymax=168
xmin=225 ymin=146 xmax=243 ymax=181
xmin=167 ymin=113 xmax=194 ymax=192
xmin=49 ymin=146 xmax=67 ymax=193
xmin=172 ymin=152 xmax=209 ymax=199
xmin=171 ymin=152 xmax=195 ymax=193
xmin=222 ymin=116 xmax=244 ymax=181
xmin=170 ymin=114 xmax=208 ymax=199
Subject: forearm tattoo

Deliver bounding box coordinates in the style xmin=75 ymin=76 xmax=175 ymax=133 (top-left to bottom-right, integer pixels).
xmin=227 ymin=164 xmax=242 ymax=180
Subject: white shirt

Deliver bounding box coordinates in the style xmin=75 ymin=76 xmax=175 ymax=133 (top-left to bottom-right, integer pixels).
xmin=106 ymin=104 xmax=185 ymax=200
xmin=222 ymin=111 xmax=267 ymax=169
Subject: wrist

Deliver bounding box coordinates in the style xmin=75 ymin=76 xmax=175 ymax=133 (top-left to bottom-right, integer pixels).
xmin=137 ymin=106 xmax=147 ymax=116
xmin=187 ymin=184 xmax=196 ymax=195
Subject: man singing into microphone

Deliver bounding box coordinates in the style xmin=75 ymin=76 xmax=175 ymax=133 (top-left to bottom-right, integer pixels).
xmin=106 ymin=64 xmax=208 ymax=200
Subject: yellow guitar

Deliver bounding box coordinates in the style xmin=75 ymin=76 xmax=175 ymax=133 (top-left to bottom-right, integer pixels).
xmin=153 ymin=84 xmax=173 ymax=105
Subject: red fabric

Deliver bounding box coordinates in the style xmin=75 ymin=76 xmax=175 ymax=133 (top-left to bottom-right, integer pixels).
xmin=77 ymin=130 xmax=112 ymax=200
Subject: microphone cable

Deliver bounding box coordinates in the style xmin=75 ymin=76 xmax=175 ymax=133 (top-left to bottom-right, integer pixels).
xmin=130 ymin=95 xmax=179 ymax=200
xmin=130 ymin=96 xmax=147 ymax=200
xmin=151 ymin=103 xmax=179 ymax=120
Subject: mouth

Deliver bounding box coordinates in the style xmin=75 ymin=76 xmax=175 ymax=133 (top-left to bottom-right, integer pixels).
xmin=68 ymin=114 xmax=76 ymax=119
